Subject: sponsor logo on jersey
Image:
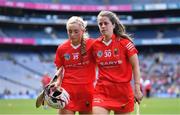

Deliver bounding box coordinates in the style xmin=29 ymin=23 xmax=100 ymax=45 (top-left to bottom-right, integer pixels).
xmin=64 ymin=53 xmax=70 ymax=60
xmin=97 ymin=50 xmax=103 ymax=58
xmin=99 ymin=60 xmax=122 ymax=66
xmin=65 ymin=60 xmax=90 ymax=67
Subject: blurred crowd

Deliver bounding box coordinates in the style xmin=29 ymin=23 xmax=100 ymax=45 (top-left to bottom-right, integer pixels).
xmin=0 ymin=52 xmax=179 ymax=99
xmin=139 ymin=53 xmax=180 ymax=98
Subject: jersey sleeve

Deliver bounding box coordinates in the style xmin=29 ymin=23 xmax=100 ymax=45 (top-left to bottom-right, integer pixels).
xmin=86 ymin=38 xmax=96 ymax=64
xmin=86 ymin=38 xmax=95 ymax=50
xmin=121 ymin=39 xmax=138 ymax=58
xmin=54 ymin=45 xmax=63 ymax=68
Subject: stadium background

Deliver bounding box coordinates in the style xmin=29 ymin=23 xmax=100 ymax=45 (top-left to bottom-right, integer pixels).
xmin=0 ymin=0 xmax=179 ymax=114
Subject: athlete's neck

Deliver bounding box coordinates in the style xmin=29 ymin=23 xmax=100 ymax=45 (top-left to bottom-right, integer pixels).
xmin=103 ymin=35 xmax=112 ymax=43
xmin=71 ymin=40 xmax=81 ymax=46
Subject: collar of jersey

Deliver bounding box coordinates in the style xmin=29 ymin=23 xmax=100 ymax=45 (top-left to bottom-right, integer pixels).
xmin=100 ymin=34 xmax=116 ymax=46
xmin=102 ymin=39 xmax=112 ymax=46
xmin=71 ymin=43 xmax=81 ymax=49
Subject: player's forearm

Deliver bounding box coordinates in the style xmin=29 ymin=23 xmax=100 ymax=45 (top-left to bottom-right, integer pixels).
xmin=130 ymin=55 xmax=143 ymax=104
xmin=56 ymin=66 xmax=63 ymax=76
xmin=133 ymin=67 xmax=141 ymax=91
xmin=56 ymin=66 xmax=63 ymax=86
xmin=129 ymin=55 xmax=141 ymax=86
xmin=133 ymin=66 xmax=141 ymax=85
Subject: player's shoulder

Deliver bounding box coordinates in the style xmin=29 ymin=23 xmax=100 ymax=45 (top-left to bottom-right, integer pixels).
xmin=85 ymin=38 xmax=96 ymax=45
xmin=86 ymin=38 xmax=95 ymax=43
xmin=119 ymin=38 xmax=132 ymax=43
xmin=119 ymin=38 xmax=137 ymax=51
xmin=119 ymin=38 xmax=134 ymax=46
xmin=57 ymin=40 xmax=70 ymax=50
xmin=85 ymin=38 xmax=96 ymax=49
xmin=93 ymin=36 xmax=103 ymax=44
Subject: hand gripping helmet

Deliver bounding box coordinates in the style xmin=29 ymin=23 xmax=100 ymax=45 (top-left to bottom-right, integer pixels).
xmin=44 ymin=85 xmax=70 ymax=109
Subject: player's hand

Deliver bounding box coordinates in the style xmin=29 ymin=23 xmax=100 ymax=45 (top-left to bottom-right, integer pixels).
xmin=48 ymin=81 xmax=60 ymax=89
xmin=134 ymin=84 xmax=143 ymax=104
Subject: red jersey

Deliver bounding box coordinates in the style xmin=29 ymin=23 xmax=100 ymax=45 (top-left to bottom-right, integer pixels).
xmin=92 ymin=34 xmax=138 ymax=83
xmin=54 ymin=38 xmax=96 ymax=84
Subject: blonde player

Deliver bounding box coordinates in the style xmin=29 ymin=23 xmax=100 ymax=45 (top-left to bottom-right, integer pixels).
xmin=54 ymin=16 xmax=96 ymax=114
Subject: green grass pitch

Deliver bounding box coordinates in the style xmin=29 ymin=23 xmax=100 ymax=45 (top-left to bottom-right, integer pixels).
xmin=0 ymin=98 xmax=179 ymax=114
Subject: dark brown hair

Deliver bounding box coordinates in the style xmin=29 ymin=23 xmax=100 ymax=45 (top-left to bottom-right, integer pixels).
xmin=97 ymin=10 xmax=132 ymax=41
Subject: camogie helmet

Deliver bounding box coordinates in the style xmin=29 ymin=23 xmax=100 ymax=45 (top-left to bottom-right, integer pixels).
xmin=44 ymin=85 xmax=70 ymax=109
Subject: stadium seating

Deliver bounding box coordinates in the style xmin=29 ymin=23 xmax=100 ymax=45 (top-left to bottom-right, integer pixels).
xmin=0 ymin=51 xmax=179 ymax=98
xmin=0 ymin=52 xmax=56 ymax=97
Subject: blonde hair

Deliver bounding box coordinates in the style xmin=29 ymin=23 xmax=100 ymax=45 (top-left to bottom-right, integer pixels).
xmin=97 ymin=10 xmax=132 ymax=41
xmin=66 ymin=16 xmax=88 ymax=56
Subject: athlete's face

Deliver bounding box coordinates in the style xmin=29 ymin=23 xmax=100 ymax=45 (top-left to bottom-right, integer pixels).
xmin=67 ymin=23 xmax=84 ymax=44
xmin=97 ymin=16 xmax=115 ymax=38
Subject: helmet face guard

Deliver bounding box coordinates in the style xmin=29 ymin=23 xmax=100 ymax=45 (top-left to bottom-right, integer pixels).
xmin=44 ymin=85 xmax=70 ymax=109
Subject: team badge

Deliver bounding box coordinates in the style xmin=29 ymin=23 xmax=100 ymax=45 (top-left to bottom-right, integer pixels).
xmin=114 ymin=48 xmax=118 ymax=55
xmin=64 ymin=53 xmax=70 ymax=60
xmin=97 ymin=50 xmax=103 ymax=58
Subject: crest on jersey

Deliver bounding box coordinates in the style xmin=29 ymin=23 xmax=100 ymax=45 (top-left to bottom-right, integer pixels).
xmin=114 ymin=48 xmax=118 ymax=55
xmin=97 ymin=50 xmax=103 ymax=58
xmin=64 ymin=53 xmax=70 ymax=60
